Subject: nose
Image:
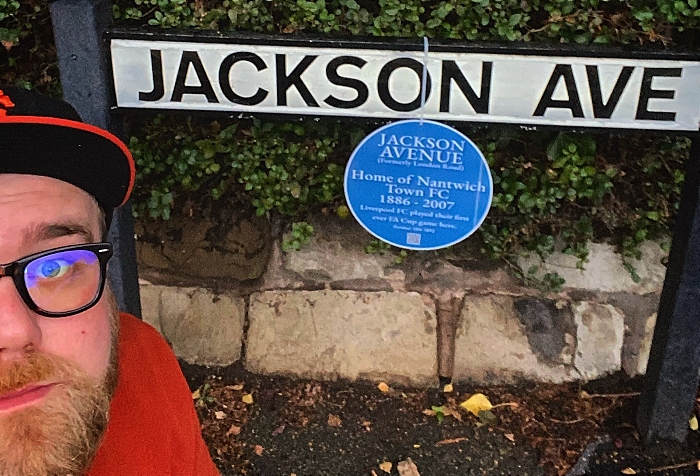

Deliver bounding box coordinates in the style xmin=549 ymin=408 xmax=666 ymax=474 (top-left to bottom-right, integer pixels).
xmin=0 ymin=276 xmax=42 ymax=362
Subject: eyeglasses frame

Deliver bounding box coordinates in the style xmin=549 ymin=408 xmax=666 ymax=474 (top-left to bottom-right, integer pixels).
xmin=0 ymin=242 xmax=113 ymax=318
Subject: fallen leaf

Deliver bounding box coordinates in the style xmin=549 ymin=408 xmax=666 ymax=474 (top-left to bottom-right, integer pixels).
xmin=397 ymin=457 xmax=420 ymax=476
xmin=226 ymin=384 xmax=244 ymax=391
xmin=1 ymin=40 xmax=14 ymax=52
xmin=225 ymin=425 xmax=241 ymax=436
xmin=191 ymin=388 xmax=201 ymax=400
xmin=443 ymin=383 xmax=453 ymax=393
xmin=361 ymin=420 xmax=372 ymax=431
xmin=379 ymin=461 xmax=393 ymax=473
xmin=254 ymin=445 xmax=264 ymax=456
xmin=690 ymin=415 xmax=698 ymax=431
xmin=242 ymin=393 xmax=254 ymax=404
xmin=442 ymin=406 xmax=463 ymax=421
xmin=504 ymin=433 xmax=515 ymax=442
xmin=214 ymin=411 xmax=226 ymax=420
xmin=460 ymin=393 xmax=493 ymax=416
xmin=328 ymin=414 xmax=342 ymax=427
xmin=621 ymin=468 xmax=636 ymax=475
xmin=272 ymin=424 xmax=285 ymax=436
xmin=478 ymin=409 xmax=497 ymax=425
xmin=378 ymin=382 xmax=390 ymax=393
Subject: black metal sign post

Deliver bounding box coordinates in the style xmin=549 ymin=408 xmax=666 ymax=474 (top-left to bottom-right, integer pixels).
xmin=637 ymin=137 xmax=700 ymax=443
xmin=50 ymin=0 xmax=141 ymax=318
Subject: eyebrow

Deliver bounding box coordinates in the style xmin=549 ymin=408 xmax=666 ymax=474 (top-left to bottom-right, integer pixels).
xmin=23 ymin=222 xmax=95 ymax=245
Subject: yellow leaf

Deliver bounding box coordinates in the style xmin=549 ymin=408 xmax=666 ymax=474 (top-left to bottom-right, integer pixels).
xmin=191 ymin=388 xmax=201 ymax=400
xmin=621 ymin=468 xmax=636 ymax=475
xmin=691 ymin=416 xmax=698 ymax=431
xmin=379 ymin=461 xmax=392 ymax=473
xmin=443 ymin=383 xmax=454 ymax=393
xmin=378 ymin=382 xmax=390 ymax=393
xmin=413 ymin=444 xmax=421 ymax=448
xmin=242 ymin=393 xmax=254 ymax=404
xmin=460 ymin=393 xmax=493 ymax=416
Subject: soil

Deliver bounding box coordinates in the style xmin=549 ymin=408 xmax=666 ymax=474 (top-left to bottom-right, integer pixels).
xmin=180 ymin=362 xmax=700 ymax=476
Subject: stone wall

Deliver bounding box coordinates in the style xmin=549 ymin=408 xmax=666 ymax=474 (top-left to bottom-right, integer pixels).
xmin=137 ymin=216 xmax=665 ymax=386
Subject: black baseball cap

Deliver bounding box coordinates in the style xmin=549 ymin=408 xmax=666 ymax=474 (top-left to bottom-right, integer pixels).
xmin=0 ymin=85 xmax=135 ymax=223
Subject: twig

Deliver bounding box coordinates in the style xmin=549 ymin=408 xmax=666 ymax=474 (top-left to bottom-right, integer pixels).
xmin=547 ymin=416 xmax=585 ymax=424
xmin=649 ymin=460 xmax=698 ymax=473
xmin=435 ymin=437 xmax=468 ymax=446
xmin=586 ymin=392 xmax=640 ymax=399
xmin=492 ymin=402 xmax=519 ymax=409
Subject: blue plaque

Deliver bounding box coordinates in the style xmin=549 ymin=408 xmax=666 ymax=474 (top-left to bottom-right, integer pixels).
xmin=344 ymin=119 xmax=493 ymax=250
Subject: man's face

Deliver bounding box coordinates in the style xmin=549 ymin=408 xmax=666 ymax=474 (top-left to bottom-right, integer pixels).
xmin=0 ymin=174 xmax=118 ymax=475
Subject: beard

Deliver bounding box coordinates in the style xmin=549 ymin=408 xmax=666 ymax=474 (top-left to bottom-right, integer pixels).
xmin=0 ymin=293 xmax=119 ymax=476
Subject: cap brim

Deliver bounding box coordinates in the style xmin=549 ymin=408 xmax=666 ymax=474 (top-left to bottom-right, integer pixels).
xmin=0 ymin=116 xmax=135 ymax=209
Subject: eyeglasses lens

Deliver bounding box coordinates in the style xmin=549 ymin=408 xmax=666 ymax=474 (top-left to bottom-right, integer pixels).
xmin=24 ymin=249 xmax=101 ymax=314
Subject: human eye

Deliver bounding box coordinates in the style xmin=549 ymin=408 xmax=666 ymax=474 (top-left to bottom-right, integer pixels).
xmin=36 ymin=258 xmax=73 ymax=279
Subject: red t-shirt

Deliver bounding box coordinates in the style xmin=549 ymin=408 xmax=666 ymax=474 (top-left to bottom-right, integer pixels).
xmin=86 ymin=313 xmax=219 ymax=475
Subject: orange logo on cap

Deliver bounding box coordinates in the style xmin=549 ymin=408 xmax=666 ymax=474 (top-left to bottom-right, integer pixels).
xmin=0 ymin=89 xmax=15 ymax=116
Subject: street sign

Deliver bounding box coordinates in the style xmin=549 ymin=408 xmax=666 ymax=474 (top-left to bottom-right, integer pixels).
xmin=344 ymin=119 xmax=492 ymax=250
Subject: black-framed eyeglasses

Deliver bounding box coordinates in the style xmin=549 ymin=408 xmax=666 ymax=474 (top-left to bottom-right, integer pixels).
xmin=0 ymin=243 xmax=113 ymax=318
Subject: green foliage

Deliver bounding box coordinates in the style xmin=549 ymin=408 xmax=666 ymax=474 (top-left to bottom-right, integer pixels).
xmin=364 ymin=239 xmax=392 ymax=255
xmin=111 ymin=0 xmax=700 ymax=44
xmin=0 ymin=0 xmax=19 ymax=23
xmin=128 ymin=116 xmax=346 ymax=220
xmin=283 ymin=222 xmax=315 ymax=252
xmin=114 ymin=0 xmax=275 ymax=31
xmin=232 ymin=121 xmax=341 ymax=217
xmin=364 ymin=239 xmax=409 ymax=264
xmin=481 ymin=132 xmax=617 ymax=266
xmin=426 ymin=0 xmax=533 ymax=41
xmin=0 ymin=2 xmax=60 ymax=93
xmin=193 ymin=383 xmax=216 ymax=408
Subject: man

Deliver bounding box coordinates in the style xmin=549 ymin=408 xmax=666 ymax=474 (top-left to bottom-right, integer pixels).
xmin=0 ymin=85 xmax=220 ymax=476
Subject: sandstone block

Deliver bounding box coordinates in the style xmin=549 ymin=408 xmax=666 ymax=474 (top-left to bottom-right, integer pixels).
xmin=138 ymin=280 xmax=164 ymax=333
xmin=158 ymin=287 xmax=245 ymax=366
xmin=246 ymin=290 xmax=437 ymax=385
xmin=573 ymin=302 xmax=625 ymax=380
xmin=629 ymin=312 xmax=657 ymax=376
xmin=605 ymin=293 xmax=659 ymax=378
xmin=453 ymin=295 xmax=575 ymax=384
xmin=518 ymin=241 xmax=667 ymax=293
